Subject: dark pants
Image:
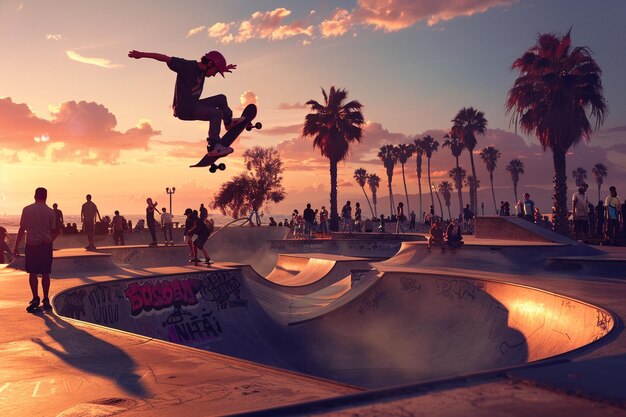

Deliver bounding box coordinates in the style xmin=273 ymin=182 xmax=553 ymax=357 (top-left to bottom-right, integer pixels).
xmin=25 ymin=242 xmax=53 ymax=274
xmin=176 ymin=94 xmax=233 ymax=140
xmin=606 ymin=219 xmax=619 ymax=243
xmin=147 ymin=219 xmax=157 ymax=243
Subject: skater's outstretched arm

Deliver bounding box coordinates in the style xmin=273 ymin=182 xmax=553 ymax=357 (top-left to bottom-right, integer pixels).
xmin=128 ymin=50 xmax=171 ymax=64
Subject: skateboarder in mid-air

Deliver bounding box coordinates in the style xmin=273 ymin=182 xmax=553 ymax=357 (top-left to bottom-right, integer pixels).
xmin=128 ymin=49 xmax=243 ymax=158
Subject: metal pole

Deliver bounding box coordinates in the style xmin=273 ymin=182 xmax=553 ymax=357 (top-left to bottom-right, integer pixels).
xmin=166 ymin=187 xmax=176 ymax=216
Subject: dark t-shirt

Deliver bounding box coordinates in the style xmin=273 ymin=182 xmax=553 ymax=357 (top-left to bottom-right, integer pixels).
xmin=194 ymin=219 xmax=210 ymax=238
xmin=167 ymin=57 xmax=205 ymax=116
xmin=303 ymin=208 xmax=315 ymax=222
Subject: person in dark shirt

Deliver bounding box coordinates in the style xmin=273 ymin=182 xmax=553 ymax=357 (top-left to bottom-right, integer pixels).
xmin=188 ymin=216 xmax=212 ymax=265
xmin=146 ymin=198 xmax=159 ymax=247
xmin=128 ymin=49 xmax=241 ymax=158
xmin=303 ymin=203 xmax=315 ymax=238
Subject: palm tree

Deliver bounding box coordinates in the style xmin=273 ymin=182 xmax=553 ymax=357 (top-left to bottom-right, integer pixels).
xmin=506 ymin=30 xmax=607 ymax=234
xmin=506 ymin=159 xmax=525 ymax=204
xmin=592 ymin=163 xmax=608 ymax=203
xmin=367 ymin=173 xmax=381 ymax=218
xmin=378 ymin=145 xmax=397 ymax=217
xmin=572 ymin=167 xmax=588 ymax=187
xmin=464 ymin=175 xmax=480 ymax=213
xmin=421 ymin=135 xmax=440 ymax=217
xmin=303 ymin=86 xmax=365 ymax=231
xmin=412 ymin=137 xmax=425 ymax=221
xmin=393 ymin=143 xmax=415 ymax=215
xmin=479 ymin=146 xmax=501 ymax=214
xmin=354 ymin=168 xmax=375 ymax=219
xmin=443 ymin=133 xmax=465 ymax=217
xmin=438 ymin=181 xmax=454 ymax=220
xmin=449 ymin=166 xmax=467 ymax=217
xmin=452 ymin=107 xmax=488 ymax=214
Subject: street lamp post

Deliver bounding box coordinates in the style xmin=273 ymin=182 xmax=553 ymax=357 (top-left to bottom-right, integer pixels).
xmin=432 ymin=183 xmax=444 ymax=220
xmin=166 ymin=187 xmax=176 ymax=216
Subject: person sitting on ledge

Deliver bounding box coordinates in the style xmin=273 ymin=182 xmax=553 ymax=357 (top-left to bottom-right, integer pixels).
xmin=427 ymin=217 xmax=445 ymax=251
xmin=445 ymin=218 xmax=464 ymax=252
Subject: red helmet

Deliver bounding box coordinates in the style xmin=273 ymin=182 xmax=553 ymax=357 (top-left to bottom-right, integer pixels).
xmin=203 ymin=51 xmax=228 ymax=77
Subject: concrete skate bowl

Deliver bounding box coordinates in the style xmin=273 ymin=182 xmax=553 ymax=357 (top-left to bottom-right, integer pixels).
xmin=7 ymin=249 xmax=123 ymax=278
xmin=243 ymin=253 xmax=375 ymax=295
xmin=381 ymin=240 xmax=603 ymax=275
xmin=53 ymin=267 xmax=615 ymax=389
xmin=94 ymin=226 xmax=289 ymax=272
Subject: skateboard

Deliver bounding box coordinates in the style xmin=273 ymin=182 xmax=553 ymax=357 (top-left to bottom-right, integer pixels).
xmin=190 ymin=103 xmax=261 ymax=173
xmin=189 ymin=258 xmax=214 ymax=267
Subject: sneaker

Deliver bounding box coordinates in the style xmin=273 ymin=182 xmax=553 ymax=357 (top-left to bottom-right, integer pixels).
xmin=206 ymin=258 xmax=213 ymax=265
xmin=42 ymin=298 xmax=52 ymax=311
xmin=86 ymin=244 xmax=96 ymax=251
xmin=224 ymin=117 xmax=246 ymax=131
xmin=207 ymin=143 xmax=234 ymax=158
xmin=189 ymin=258 xmax=201 ymax=263
xmin=26 ymin=297 xmax=40 ymax=313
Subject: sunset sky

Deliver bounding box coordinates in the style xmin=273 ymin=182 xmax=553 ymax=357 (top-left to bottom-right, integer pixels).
xmin=1 ymin=0 xmax=625 ymax=220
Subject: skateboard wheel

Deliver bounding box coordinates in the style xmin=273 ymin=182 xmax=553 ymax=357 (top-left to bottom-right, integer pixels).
xmin=209 ymin=165 xmax=217 ymax=173
xmin=218 ymin=163 xmax=226 ymax=171
xmin=254 ymin=122 xmax=262 ymax=130
xmin=245 ymin=124 xmax=252 ymax=131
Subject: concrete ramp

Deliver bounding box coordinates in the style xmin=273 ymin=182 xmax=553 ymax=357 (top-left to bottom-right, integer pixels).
xmin=8 ymin=249 xmax=124 ymax=277
xmin=53 ymin=265 xmax=614 ymax=389
xmin=476 ymin=216 xmax=580 ymax=244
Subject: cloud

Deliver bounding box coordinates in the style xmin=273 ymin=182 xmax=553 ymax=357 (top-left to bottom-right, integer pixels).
xmin=320 ymin=8 xmax=353 ymax=38
xmin=46 ymin=34 xmax=63 ymax=41
xmin=240 ymin=90 xmax=258 ymax=108
xmin=66 ymin=51 xmax=122 ymax=69
xmin=16 ymin=4 xmax=23 ymax=12
xmin=186 ymin=25 xmax=206 ymax=38
xmin=207 ymin=8 xmax=314 ymax=44
xmin=277 ymin=102 xmax=308 ymax=110
xmin=257 ymin=123 xmax=302 ymax=136
xmin=0 ymin=97 xmax=159 ymax=164
xmin=351 ymin=0 xmax=518 ymax=31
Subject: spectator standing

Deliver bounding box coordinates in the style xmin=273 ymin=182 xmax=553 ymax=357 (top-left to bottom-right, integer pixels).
xmin=0 ymin=227 xmax=13 ymax=264
xmin=52 ymin=203 xmax=64 ymax=235
xmin=161 ymin=207 xmax=174 ymax=246
xmin=409 ymin=210 xmax=416 ymax=230
xmin=199 ymin=203 xmax=208 ymax=222
xmin=303 ymin=203 xmax=315 ymax=238
xmin=111 ymin=210 xmax=127 ymax=246
xmin=341 ymin=201 xmax=352 ymax=232
xmin=462 ymin=204 xmax=474 ymax=234
xmin=319 ymin=206 xmax=329 ymax=237
xmin=13 ymin=187 xmax=58 ymax=313
xmin=395 ymin=202 xmax=405 ymax=234
xmin=354 ymin=202 xmax=362 ymax=232
xmin=604 ymin=186 xmax=622 ymax=246
xmin=81 ymin=194 xmax=101 ymax=250
xmin=522 ymin=193 xmax=535 ymax=222
xmin=588 ymin=203 xmax=597 ymax=238
xmin=146 ymin=198 xmax=159 ymax=246
xmin=572 ymin=184 xmax=590 ymax=242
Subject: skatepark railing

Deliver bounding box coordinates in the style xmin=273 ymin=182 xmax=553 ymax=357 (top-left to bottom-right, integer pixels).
xmin=208 ymin=217 xmax=249 ymax=241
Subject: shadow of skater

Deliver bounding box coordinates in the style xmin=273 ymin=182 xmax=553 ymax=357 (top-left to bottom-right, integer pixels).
xmin=32 ymin=312 xmax=149 ymax=398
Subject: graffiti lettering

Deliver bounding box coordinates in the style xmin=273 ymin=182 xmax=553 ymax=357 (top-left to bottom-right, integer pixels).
xmin=124 ymin=278 xmax=202 ymax=316
xmin=59 ymin=289 xmax=86 ymax=319
xmin=436 ymin=279 xmax=483 ymax=301
xmin=88 ymin=285 xmax=119 ymax=325
xmin=358 ymin=289 xmax=387 ymax=315
xmin=167 ymin=311 xmax=223 ymax=344
xmin=200 ymin=272 xmax=244 ymax=310
xmin=400 ymin=277 xmax=421 ymax=293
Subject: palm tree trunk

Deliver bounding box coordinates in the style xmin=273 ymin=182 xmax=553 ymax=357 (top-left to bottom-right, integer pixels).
xmin=469 ymin=152 xmax=478 ymax=213
xmin=401 ymin=163 xmax=410 ymax=215
xmin=513 ymin=181 xmax=518 ymax=206
xmin=447 ymin=203 xmax=451 ymax=221
xmin=418 ymin=175 xmax=423 ymax=221
xmin=427 ymin=158 xmax=435 ymax=217
xmin=329 ymin=160 xmax=339 ymax=231
xmin=597 ymin=184 xmax=601 ymax=204
xmin=372 ymin=191 xmax=378 ymax=218
xmin=552 ymin=149 xmax=569 ymax=235
xmin=455 ymin=157 xmax=463 ymax=218
xmin=361 ymin=186 xmax=375 ymax=219
xmin=490 ymin=171 xmax=497 ymax=214
xmin=387 ymin=174 xmax=394 ymax=218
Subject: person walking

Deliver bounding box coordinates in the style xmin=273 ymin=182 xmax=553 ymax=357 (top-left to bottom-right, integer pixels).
xmin=146 ymin=198 xmax=159 ymax=247
xmin=604 ymin=186 xmax=622 ymax=246
xmin=13 ymin=187 xmax=59 ymax=313
xmin=81 ymin=194 xmax=101 ymax=250
xmin=111 ymin=210 xmax=127 ymax=246
xmin=319 ymin=206 xmax=329 ymax=237
xmin=161 ymin=207 xmax=174 ymax=246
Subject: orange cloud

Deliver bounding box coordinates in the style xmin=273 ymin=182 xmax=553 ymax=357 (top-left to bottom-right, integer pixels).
xmin=208 ymin=8 xmax=314 ymax=44
xmin=0 ymin=97 xmax=159 ymax=164
xmin=320 ymin=0 xmax=518 ymax=35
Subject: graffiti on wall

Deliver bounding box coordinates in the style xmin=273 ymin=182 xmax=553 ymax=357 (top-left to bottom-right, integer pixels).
xmin=123 ymin=277 xmax=203 ymax=316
